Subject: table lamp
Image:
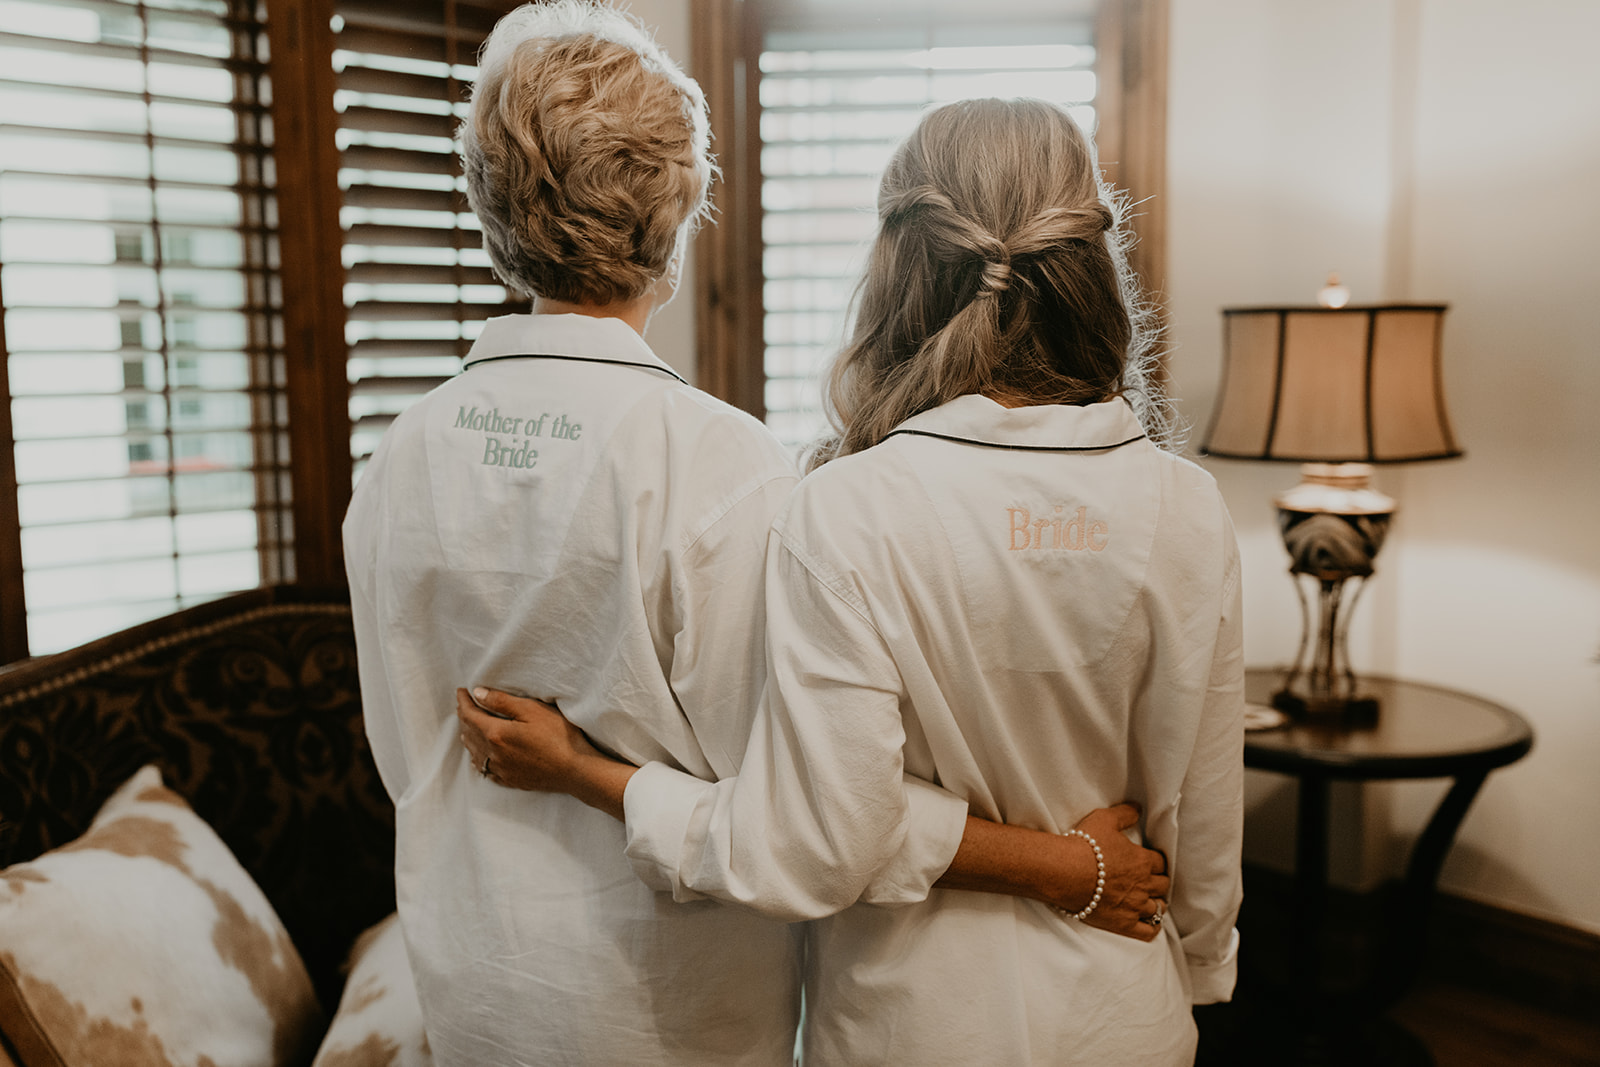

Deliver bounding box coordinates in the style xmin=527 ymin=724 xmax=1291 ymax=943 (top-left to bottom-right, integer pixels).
xmin=1201 ymin=283 xmax=1461 ymax=720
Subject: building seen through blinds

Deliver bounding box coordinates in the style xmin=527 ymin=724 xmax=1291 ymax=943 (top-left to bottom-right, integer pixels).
xmin=0 ymin=0 xmax=283 ymax=655
xmin=758 ymin=24 xmax=1097 ymax=449
xmin=334 ymin=0 xmax=525 ymax=473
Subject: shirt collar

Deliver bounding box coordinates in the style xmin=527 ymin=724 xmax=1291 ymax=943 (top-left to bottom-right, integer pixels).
xmin=463 ymin=313 xmax=684 ymax=382
xmin=886 ymin=394 xmax=1149 ymax=453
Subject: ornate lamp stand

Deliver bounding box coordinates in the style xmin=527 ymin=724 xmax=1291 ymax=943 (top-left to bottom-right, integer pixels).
xmin=1272 ymin=463 xmax=1393 ymax=721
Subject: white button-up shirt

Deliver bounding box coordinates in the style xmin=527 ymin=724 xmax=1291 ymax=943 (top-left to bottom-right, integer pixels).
xmin=624 ymin=394 xmax=1246 ymax=1066
xmin=345 ymin=314 xmax=965 ymax=1066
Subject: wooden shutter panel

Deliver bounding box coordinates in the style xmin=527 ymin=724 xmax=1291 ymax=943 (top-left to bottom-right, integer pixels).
xmin=333 ymin=0 xmax=529 ymax=472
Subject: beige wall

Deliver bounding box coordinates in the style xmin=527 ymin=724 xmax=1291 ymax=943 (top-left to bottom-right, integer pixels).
xmin=1167 ymin=0 xmax=1600 ymax=934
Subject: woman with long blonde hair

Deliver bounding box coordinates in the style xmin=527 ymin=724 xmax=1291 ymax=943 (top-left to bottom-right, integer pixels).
xmin=461 ymin=97 xmax=1242 ymax=1065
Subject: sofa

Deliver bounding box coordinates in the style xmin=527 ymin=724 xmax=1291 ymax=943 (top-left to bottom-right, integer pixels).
xmin=0 ymin=585 xmax=420 ymax=1066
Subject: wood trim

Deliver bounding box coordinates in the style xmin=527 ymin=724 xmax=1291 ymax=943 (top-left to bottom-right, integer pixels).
xmin=1236 ymin=862 xmax=1600 ymax=1026
xmin=0 ymin=1028 xmax=21 ymax=1067
xmin=0 ymin=594 xmax=349 ymax=710
xmin=692 ymin=0 xmax=1170 ymax=418
xmin=265 ymin=0 xmax=353 ymax=586
xmin=1095 ymin=0 xmax=1169 ymax=300
xmin=0 ymin=266 xmax=28 ymax=663
xmin=690 ymin=0 xmax=766 ymax=418
xmin=1426 ymin=891 xmax=1600 ymax=1022
xmin=231 ymin=0 xmax=293 ymax=588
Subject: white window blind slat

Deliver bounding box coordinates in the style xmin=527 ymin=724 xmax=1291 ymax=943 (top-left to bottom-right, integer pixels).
xmin=0 ymin=0 xmax=287 ymax=655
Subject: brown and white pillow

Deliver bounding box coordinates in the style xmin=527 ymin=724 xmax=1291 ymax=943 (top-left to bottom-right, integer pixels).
xmin=311 ymin=913 xmax=431 ymax=1067
xmin=0 ymin=764 xmax=323 ymax=1067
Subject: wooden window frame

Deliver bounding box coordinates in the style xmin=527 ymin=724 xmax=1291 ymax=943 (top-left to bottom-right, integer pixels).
xmin=0 ymin=0 xmax=1162 ymax=660
xmin=689 ymin=0 xmax=1170 ymax=417
xmin=691 ymin=0 xmax=769 ymax=419
xmin=264 ymin=0 xmax=353 ymax=589
xmin=0 ymin=270 xmax=25 ymax=662
xmin=1095 ymin=0 xmax=1170 ymax=301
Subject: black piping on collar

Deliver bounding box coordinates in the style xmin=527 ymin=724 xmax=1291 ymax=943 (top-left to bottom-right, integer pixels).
xmin=462 ymin=352 xmax=688 ymax=385
xmin=882 ymin=428 xmax=1149 ymax=453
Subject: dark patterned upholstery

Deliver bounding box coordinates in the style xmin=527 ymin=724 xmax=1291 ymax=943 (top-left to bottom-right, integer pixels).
xmin=0 ymin=586 xmax=395 ymax=1012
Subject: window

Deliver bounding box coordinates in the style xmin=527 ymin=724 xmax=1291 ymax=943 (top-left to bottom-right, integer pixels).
xmin=758 ymin=29 xmax=1099 ymax=447
xmin=0 ymin=0 xmax=530 ymax=662
xmin=332 ymin=0 xmax=529 ymax=473
xmin=0 ymin=0 xmax=1162 ymax=663
xmin=0 ymin=0 xmax=286 ymax=658
xmin=690 ymin=0 xmax=1169 ymax=443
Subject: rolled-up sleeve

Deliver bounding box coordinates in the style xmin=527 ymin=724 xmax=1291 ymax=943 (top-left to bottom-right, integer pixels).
xmin=1171 ymin=551 xmax=1246 ymax=1004
xmin=625 ymin=534 xmax=966 ymax=920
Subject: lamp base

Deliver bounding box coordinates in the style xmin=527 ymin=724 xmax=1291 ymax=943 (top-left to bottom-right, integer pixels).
xmin=1274 ymin=463 xmax=1394 ymax=726
xmin=1271 ymin=685 xmax=1379 ymax=725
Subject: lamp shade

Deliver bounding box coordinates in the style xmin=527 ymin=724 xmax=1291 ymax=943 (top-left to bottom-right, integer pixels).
xmin=1201 ymin=305 xmax=1462 ymax=464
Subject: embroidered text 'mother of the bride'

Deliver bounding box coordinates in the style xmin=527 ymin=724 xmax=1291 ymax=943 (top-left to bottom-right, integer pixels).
xmin=452 ymin=405 xmax=585 ymax=470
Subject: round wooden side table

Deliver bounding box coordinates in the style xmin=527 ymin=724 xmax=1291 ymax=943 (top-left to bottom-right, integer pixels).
xmin=1237 ymin=670 xmax=1534 ymax=1065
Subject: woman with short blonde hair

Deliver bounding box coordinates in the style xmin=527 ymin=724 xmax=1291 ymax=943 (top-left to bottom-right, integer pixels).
xmin=349 ymin=5 xmax=811 ymax=1065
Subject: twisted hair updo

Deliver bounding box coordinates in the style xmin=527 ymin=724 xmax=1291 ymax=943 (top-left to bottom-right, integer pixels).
xmin=809 ymin=98 xmax=1171 ymax=469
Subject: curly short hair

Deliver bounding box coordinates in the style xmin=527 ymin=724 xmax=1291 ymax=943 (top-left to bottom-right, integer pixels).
xmin=462 ymin=1 xmax=713 ymax=304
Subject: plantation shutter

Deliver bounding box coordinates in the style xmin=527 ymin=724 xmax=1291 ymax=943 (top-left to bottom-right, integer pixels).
xmin=0 ymin=0 xmax=287 ymax=656
xmin=755 ymin=14 xmax=1100 ymax=448
xmin=332 ymin=0 xmax=528 ymax=472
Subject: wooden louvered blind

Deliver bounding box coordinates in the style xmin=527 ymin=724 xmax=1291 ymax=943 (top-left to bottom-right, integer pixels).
xmin=332 ymin=0 xmax=528 ymax=471
xmin=0 ymin=0 xmax=287 ymax=657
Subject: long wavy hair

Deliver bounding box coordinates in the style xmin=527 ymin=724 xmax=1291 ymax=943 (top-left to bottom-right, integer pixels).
xmin=807 ymin=98 xmax=1173 ymax=471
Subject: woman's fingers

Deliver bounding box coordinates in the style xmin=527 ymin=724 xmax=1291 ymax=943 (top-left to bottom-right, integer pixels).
xmin=456 ymin=687 xmax=487 ymax=728
xmin=468 ymin=685 xmax=561 ymax=723
xmin=455 ymin=689 xmax=499 ymax=779
xmin=456 ymin=688 xmax=486 ymax=752
xmin=1066 ymin=803 xmax=1174 ymax=943
xmin=454 ymin=686 xmax=565 ymax=791
xmin=1099 ymin=909 xmax=1159 ymax=943
xmin=450 ymin=684 xmax=618 ymax=796
xmin=1085 ymin=886 xmax=1169 ymax=943
xmin=1075 ymin=803 xmax=1138 ymax=841
xmin=1105 ymin=802 xmax=1142 ymax=831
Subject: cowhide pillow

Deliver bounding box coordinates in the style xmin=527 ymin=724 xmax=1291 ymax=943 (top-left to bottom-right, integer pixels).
xmin=311 ymin=913 xmax=430 ymax=1067
xmin=0 ymin=764 xmax=323 ymax=1067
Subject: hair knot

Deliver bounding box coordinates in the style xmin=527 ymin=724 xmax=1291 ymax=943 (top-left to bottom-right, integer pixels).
xmin=977 ymin=253 xmax=1011 ymax=296
xmin=1008 ymin=203 xmax=1116 ymax=257
xmin=881 ymin=184 xmax=956 ymax=224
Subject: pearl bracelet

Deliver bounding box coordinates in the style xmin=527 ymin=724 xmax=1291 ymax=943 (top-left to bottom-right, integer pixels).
xmin=1054 ymin=828 xmax=1105 ymax=922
